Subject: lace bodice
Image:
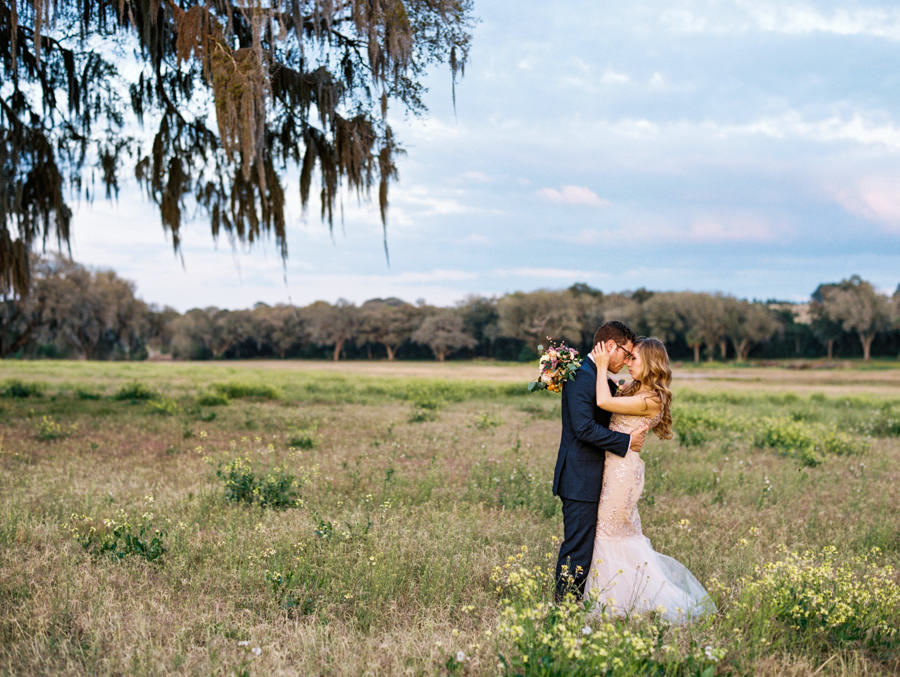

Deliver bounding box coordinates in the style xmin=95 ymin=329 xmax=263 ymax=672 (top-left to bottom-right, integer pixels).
xmin=609 ymin=410 xmax=663 ymax=437
xmin=594 ymin=408 xmax=662 ymax=539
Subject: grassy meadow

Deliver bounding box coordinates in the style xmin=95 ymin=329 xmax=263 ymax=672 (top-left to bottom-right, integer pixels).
xmin=0 ymin=360 xmax=898 ymax=675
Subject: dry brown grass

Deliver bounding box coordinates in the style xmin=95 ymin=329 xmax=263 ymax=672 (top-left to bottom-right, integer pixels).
xmin=0 ymin=360 xmax=898 ymax=675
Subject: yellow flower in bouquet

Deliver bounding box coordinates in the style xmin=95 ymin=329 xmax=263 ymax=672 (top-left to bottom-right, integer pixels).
xmin=529 ymin=341 xmax=582 ymax=393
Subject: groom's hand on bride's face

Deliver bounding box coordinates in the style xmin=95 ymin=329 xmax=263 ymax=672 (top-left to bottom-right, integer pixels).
xmin=630 ymin=426 xmax=649 ymax=452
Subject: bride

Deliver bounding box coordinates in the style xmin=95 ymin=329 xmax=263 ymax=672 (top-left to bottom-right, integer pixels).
xmin=585 ymin=337 xmax=715 ymax=624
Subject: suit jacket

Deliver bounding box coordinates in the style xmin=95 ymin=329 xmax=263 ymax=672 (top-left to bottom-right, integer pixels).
xmin=552 ymin=358 xmax=631 ymax=501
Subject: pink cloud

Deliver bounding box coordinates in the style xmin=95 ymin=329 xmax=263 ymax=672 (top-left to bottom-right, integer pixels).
xmin=834 ymin=177 xmax=900 ymax=232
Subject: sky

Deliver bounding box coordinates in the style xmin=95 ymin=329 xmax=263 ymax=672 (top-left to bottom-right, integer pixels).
xmin=61 ymin=0 xmax=900 ymax=311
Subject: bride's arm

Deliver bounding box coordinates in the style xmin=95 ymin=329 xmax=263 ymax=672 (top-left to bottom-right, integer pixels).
xmin=593 ymin=344 xmax=661 ymax=416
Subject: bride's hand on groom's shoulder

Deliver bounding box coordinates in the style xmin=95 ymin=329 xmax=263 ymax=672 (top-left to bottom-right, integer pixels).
xmin=591 ymin=342 xmax=611 ymax=366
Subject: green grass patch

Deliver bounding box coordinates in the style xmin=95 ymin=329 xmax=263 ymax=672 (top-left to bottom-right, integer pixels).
xmin=1 ymin=379 xmax=43 ymax=398
xmin=196 ymin=389 xmax=230 ymax=406
xmin=211 ymin=381 xmax=282 ymax=400
xmin=113 ymin=381 xmax=158 ymax=401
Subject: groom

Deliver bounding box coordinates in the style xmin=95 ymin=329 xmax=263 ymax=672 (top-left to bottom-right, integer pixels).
xmin=553 ymin=320 xmax=646 ymax=601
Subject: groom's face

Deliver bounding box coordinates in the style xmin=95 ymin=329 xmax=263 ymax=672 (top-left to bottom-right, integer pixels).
xmin=605 ymin=338 xmax=634 ymax=373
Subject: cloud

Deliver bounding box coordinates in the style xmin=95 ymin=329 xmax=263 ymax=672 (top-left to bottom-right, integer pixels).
xmin=580 ymin=111 xmax=900 ymax=150
xmin=395 ymin=269 xmax=478 ymax=282
xmin=600 ymin=69 xmax=631 ymax=85
xmin=659 ymin=2 xmax=900 ymax=41
xmin=459 ymin=170 xmax=493 ymax=183
xmin=493 ymin=267 xmax=610 ymax=281
xmin=724 ymin=112 xmax=900 ymax=149
xmin=659 ymin=8 xmax=714 ymax=34
xmin=569 ymin=214 xmax=780 ymax=246
xmin=687 ymin=216 xmax=778 ymax=243
xmin=832 ymin=176 xmax=900 ymax=232
xmin=397 ymin=189 xmax=473 ymax=216
xmin=536 ymin=185 xmax=612 ymax=207
xmin=743 ymin=2 xmax=900 ymax=41
xmin=576 ymin=228 xmax=603 ymax=245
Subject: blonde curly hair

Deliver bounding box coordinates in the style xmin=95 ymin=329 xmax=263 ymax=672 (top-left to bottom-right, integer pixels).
xmin=619 ymin=337 xmax=673 ymax=439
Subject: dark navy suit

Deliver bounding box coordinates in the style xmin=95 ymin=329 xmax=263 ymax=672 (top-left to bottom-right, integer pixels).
xmin=553 ymin=357 xmax=630 ymax=599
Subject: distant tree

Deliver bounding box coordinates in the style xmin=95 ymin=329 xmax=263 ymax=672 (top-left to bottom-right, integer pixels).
xmin=568 ymin=282 xmax=604 ymax=301
xmin=209 ymin=308 xmax=252 ymax=358
xmin=0 ymin=254 xmax=47 ymax=356
xmin=457 ymin=295 xmax=499 ymax=357
xmin=496 ymin=290 xmax=581 ymax=347
xmin=821 ymin=276 xmax=891 ymax=361
xmin=169 ymin=308 xmax=213 ymax=359
xmin=631 ymin=287 xmax=654 ymax=304
xmin=723 ymin=298 xmax=778 ymax=361
xmin=145 ymin=304 xmax=180 ymax=356
xmin=253 ymin=304 xmax=309 ymax=358
xmin=893 ymin=284 xmax=900 ymax=330
xmin=357 ymin=298 xmax=419 ymax=360
xmin=643 ymin=293 xmax=686 ymax=345
xmin=657 ymin=292 xmax=726 ymax=362
xmin=810 ymin=283 xmax=845 ymax=359
xmin=412 ymin=309 xmax=475 ymax=361
xmin=35 ymin=256 xmax=148 ymax=359
xmin=305 ymin=299 xmax=359 ymax=360
xmin=601 ymin=293 xmax=645 ymax=337
xmin=1 ymin=0 xmax=474 ymax=297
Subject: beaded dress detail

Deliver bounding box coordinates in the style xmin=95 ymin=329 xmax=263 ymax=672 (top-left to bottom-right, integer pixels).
xmin=584 ymin=409 xmax=716 ymax=624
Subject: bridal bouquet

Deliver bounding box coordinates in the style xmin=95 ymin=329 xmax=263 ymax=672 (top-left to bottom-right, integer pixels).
xmin=528 ymin=341 xmax=582 ymax=393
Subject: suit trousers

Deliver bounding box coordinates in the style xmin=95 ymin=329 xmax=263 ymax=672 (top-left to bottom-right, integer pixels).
xmin=555 ymin=497 xmax=599 ymax=600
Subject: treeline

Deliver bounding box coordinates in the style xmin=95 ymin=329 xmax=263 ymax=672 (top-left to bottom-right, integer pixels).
xmin=2 ymin=256 xmax=899 ymax=362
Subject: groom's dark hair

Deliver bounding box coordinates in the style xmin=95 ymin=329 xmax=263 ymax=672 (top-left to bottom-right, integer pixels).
xmin=593 ymin=321 xmax=637 ymax=347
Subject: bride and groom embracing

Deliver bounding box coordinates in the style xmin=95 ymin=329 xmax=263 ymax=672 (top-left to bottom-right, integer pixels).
xmin=553 ymin=321 xmax=715 ymax=623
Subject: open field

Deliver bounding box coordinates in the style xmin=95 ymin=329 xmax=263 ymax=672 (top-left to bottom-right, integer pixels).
xmin=0 ymin=360 xmax=898 ymax=675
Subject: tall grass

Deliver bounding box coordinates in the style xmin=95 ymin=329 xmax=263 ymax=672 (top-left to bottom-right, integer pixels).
xmin=0 ymin=362 xmax=897 ymax=674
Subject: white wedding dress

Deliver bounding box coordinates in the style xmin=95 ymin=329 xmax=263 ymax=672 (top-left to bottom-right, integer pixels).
xmin=584 ymin=410 xmax=716 ymax=624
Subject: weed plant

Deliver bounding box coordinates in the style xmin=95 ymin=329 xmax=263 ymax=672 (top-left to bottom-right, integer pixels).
xmin=69 ymin=509 xmax=166 ymax=563
xmin=113 ymin=381 xmax=158 ymax=401
xmin=725 ymin=545 xmax=899 ymax=662
xmin=196 ymin=389 xmax=230 ymax=406
xmin=215 ymin=457 xmax=303 ymax=509
xmin=147 ymin=397 xmax=180 ymax=416
xmin=35 ymin=415 xmax=72 ymax=441
xmin=287 ymin=428 xmax=317 ymax=449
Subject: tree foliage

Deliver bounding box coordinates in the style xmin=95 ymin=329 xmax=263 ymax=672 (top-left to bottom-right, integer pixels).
xmin=358 ymin=297 xmax=419 ymax=360
xmin=6 ymin=261 xmax=900 ymax=362
xmin=1 ymin=254 xmax=148 ymax=358
xmin=819 ymin=275 xmax=892 ymax=361
xmin=723 ymin=297 xmax=779 ymax=361
xmin=411 ymin=307 xmax=474 ymax=360
xmin=0 ymin=0 xmax=473 ymax=296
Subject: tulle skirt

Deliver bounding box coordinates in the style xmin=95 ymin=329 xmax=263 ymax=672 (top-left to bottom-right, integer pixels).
xmin=584 ymin=535 xmax=716 ymax=624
